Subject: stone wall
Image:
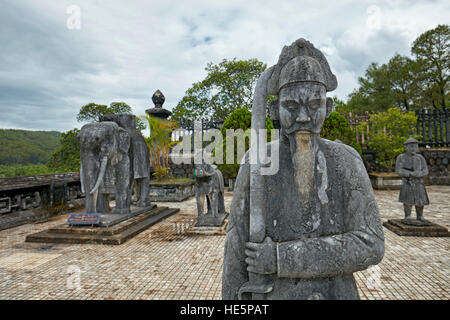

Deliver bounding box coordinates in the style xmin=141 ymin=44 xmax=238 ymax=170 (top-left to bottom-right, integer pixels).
xmin=0 ymin=173 xmax=84 ymax=231
xmin=420 ymin=148 xmax=450 ymax=185
xmin=362 ymin=148 xmax=450 ymax=185
xmin=166 ymin=154 xmax=195 ymax=179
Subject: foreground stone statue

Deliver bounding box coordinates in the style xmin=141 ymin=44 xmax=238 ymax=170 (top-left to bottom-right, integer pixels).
xmin=395 ymin=138 xmax=430 ymax=225
xmin=78 ymin=121 xmax=132 ymax=214
xmin=194 ymin=163 xmax=227 ymax=227
xmin=222 ymin=38 xmax=385 ymax=300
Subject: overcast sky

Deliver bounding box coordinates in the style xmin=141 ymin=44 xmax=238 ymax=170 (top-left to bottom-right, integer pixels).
xmin=0 ymin=0 xmax=448 ymax=133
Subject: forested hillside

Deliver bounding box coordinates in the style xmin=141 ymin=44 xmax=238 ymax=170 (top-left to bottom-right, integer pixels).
xmin=0 ymin=129 xmax=61 ymax=165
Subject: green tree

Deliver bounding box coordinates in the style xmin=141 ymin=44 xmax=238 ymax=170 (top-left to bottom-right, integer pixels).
xmin=77 ymin=102 xmax=147 ymax=131
xmin=171 ymin=58 xmax=267 ymax=122
xmin=411 ymin=24 xmax=449 ymax=108
xmin=0 ymin=164 xmax=55 ymax=178
xmin=320 ymin=111 xmax=361 ymax=154
xmin=345 ymin=89 xmax=372 ymax=113
xmin=214 ymin=107 xmax=274 ymax=180
xmin=356 ymin=62 xmax=395 ymax=112
xmin=46 ymin=128 xmax=80 ymax=172
xmin=144 ymin=115 xmax=178 ymax=180
xmin=356 ymin=108 xmax=417 ymax=170
xmin=0 ymin=129 xmax=61 ymax=165
xmin=387 ymin=54 xmax=421 ymax=111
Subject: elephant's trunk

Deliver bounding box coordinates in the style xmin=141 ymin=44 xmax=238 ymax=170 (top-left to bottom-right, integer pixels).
xmin=90 ymin=156 xmax=108 ymax=194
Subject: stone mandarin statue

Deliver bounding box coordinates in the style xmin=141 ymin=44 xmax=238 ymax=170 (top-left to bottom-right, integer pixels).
xmin=395 ymin=138 xmax=430 ymax=224
xmin=222 ymin=38 xmax=385 ymax=300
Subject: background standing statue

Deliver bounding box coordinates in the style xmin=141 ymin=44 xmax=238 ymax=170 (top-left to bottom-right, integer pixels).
xmin=395 ymin=138 xmax=430 ymax=225
xmin=222 ymin=38 xmax=385 ymax=300
xmin=78 ymin=121 xmax=131 ymax=214
xmin=194 ymin=163 xmax=227 ymax=226
xmin=100 ymin=114 xmax=152 ymax=208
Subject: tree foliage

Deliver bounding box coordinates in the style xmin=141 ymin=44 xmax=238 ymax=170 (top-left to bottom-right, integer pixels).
xmin=412 ymin=24 xmax=449 ymax=108
xmin=77 ymin=102 xmax=147 ymax=131
xmin=320 ymin=111 xmax=362 ymax=154
xmin=0 ymin=129 xmax=61 ymax=165
xmin=0 ymin=164 xmax=56 ymax=178
xmin=343 ymin=24 xmax=449 ymax=112
xmin=46 ymin=128 xmax=81 ymax=173
xmin=214 ymin=107 xmax=274 ymax=180
xmin=356 ymin=108 xmax=417 ymax=170
xmin=144 ymin=115 xmax=178 ymax=180
xmin=171 ymin=58 xmax=267 ymax=122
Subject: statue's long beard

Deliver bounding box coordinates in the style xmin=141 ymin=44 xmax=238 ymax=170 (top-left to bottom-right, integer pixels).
xmin=290 ymin=132 xmax=316 ymax=204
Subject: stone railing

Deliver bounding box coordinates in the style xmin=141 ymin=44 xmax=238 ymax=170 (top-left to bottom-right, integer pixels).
xmin=0 ymin=172 xmax=83 ymax=214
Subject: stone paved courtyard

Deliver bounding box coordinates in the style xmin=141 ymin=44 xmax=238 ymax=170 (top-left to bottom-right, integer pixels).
xmin=0 ymin=186 xmax=448 ymax=300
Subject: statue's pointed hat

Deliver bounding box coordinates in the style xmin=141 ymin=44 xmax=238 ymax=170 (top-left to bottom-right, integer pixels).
xmin=267 ymin=38 xmax=337 ymax=94
xmin=404 ymin=137 xmax=419 ymax=145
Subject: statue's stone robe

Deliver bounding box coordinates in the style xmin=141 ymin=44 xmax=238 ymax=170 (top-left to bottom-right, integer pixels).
xmin=222 ymin=136 xmax=385 ymax=300
xmin=395 ymin=153 xmax=429 ymax=206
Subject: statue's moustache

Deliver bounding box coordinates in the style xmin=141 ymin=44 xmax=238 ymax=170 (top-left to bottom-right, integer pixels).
xmin=285 ymin=124 xmax=314 ymax=135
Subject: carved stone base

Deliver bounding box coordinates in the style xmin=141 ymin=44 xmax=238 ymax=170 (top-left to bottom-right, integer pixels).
xmin=25 ymin=205 xmax=179 ymax=245
xmin=188 ymin=219 xmax=228 ymax=236
xmin=195 ymin=212 xmax=228 ymax=227
xmin=383 ymin=219 xmax=449 ymax=237
xmin=400 ymin=218 xmax=433 ymax=226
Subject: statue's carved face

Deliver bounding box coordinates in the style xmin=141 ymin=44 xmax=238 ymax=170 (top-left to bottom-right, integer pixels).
xmin=278 ymin=83 xmax=327 ymax=135
xmin=405 ymin=143 xmax=418 ymax=156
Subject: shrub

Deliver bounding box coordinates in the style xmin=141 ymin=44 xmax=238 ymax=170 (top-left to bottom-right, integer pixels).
xmin=321 ymin=111 xmax=362 ymax=154
xmin=144 ymin=115 xmax=178 ymax=181
xmin=214 ymin=108 xmax=274 ymax=180
xmin=356 ymin=107 xmax=417 ymax=170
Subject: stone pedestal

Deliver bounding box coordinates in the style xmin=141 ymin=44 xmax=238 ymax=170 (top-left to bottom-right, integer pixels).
xmin=188 ymin=218 xmax=228 ymax=236
xmin=195 ymin=212 xmax=228 ymax=227
xmin=383 ymin=219 xmax=449 ymax=237
xmin=369 ymin=172 xmax=402 ymax=190
xmin=25 ymin=205 xmax=180 ymax=245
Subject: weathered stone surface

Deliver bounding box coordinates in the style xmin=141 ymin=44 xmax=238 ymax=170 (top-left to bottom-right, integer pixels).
xmin=149 ymin=180 xmax=195 ymax=202
xmin=78 ymin=121 xmax=132 ymax=215
xmin=383 ymin=219 xmax=449 ymax=237
xmin=100 ymin=114 xmax=151 ymax=208
xmin=222 ymin=38 xmax=384 ymax=300
xmin=420 ymin=147 xmax=450 ymax=185
xmin=369 ymin=172 xmax=402 ymax=190
xmin=395 ymin=139 xmax=430 ymax=222
xmin=25 ymin=206 xmax=179 ymax=245
xmin=194 ymin=164 xmax=227 ymax=227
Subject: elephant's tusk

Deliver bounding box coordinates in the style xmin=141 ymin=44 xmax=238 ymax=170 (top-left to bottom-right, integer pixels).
xmin=90 ymin=156 xmax=108 ymax=194
xmin=80 ymin=162 xmax=85 ymax=194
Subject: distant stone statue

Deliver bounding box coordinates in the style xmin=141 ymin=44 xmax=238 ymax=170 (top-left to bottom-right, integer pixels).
xmin=222 ymin=38 xmax=385 ymax=300
xmin=395 ymin=138 xmax=430 ymax=225
xmin=194 ymin=163 xmax=227 ymax=227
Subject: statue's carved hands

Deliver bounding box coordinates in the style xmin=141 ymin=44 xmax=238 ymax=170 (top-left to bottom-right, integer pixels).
xmin=411 ymin=171 xmax=422 ymax=178
xmin=245 ymin=237 xmax=277 ymax=275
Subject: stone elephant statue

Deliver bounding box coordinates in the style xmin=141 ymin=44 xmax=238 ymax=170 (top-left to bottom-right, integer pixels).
xmin=194 ymin=163 xmax=226 ymax=226
xmin=99 ymin=114 xmax=151 ymax=208
xmin=78 ymin=121 xmax=132 ymax=214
